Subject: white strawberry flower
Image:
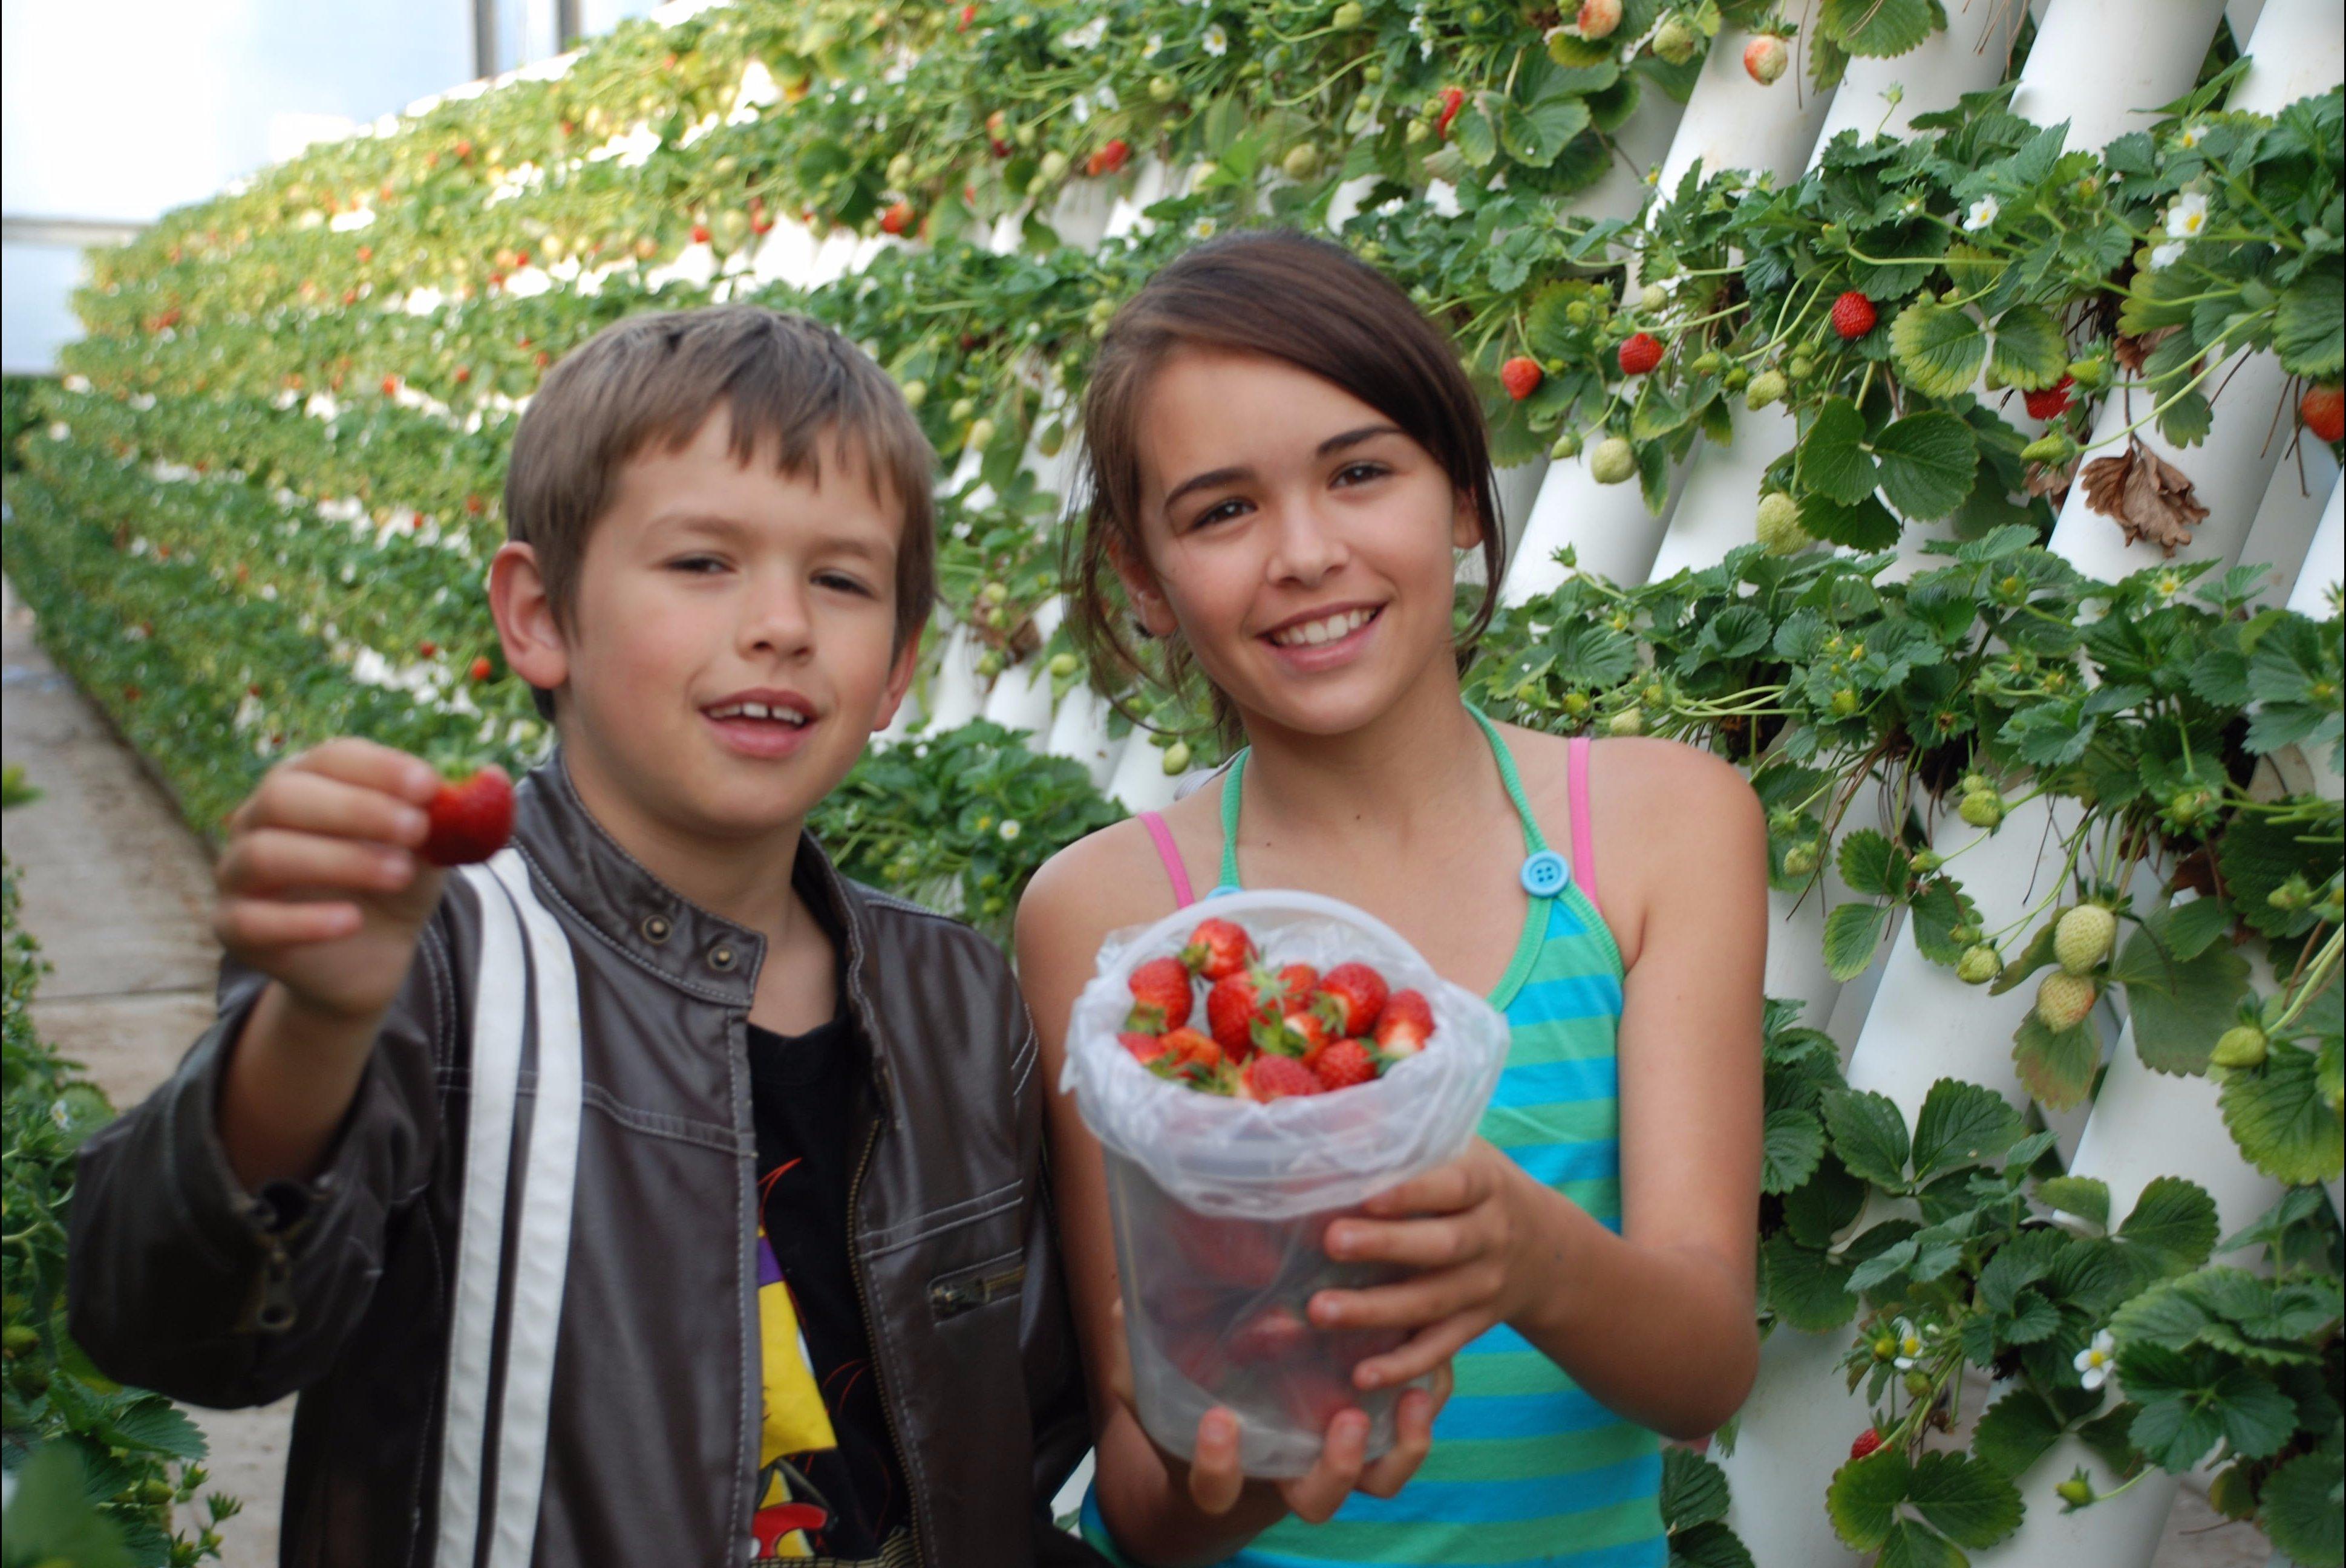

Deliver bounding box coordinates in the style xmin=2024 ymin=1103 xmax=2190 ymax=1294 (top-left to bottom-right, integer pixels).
xmin=1202 ymin=22 xmax=1229 ymax=54
xmin=2175 ymin=121 xmax=2208 ymax=149
xmin=1962 ymin=195 xmax=2001 ymax=232
xmin=1143 ymin=30 xmax=1163 ymax=54
xmin=2165 ymin=191 xmax=2210 ymax=240
xmin=1891 ymin=1318 xmax=1926 ymax=1369
xmin=1190 ymin=215 xmax=1218 ymax=239
xmin=998 ymin=819 xmax=1022 ymax=841
xmin=2149 ymin=240 xmax=2186 ymax=271
xmin=2074 ymin=1329 xmax=2118 ymax=1391
xmin=1057 ymin=16 xmax=1106 ymax=51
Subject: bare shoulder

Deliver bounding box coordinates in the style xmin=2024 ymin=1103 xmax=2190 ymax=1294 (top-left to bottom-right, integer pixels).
xmin=1013 ymin=814 xmax=1185 ymax=1002
xmin=1596 ymin=736 xmax=1760 ymax=838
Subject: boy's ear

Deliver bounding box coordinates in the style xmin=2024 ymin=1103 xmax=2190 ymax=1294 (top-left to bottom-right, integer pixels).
xmin=488 ymin=542 xmax=570 ymax=697
xmin=872 ymin=624 xmax=923 ymax=734
xmin=1109 ymin=537 xmax=1179 ymax=640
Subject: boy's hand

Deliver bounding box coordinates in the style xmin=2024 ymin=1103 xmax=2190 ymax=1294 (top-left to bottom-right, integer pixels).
xmin=214 ymin=740 xmax=454 ymax=1022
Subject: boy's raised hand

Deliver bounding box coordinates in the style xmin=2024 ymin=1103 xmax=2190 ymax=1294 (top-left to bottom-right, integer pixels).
xmin=213 ymin=740 xmax=458 ymax=1024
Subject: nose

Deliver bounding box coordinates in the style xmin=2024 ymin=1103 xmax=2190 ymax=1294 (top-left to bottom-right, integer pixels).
xmin=1263 ymin=489 xmax=1348 ymax=589
xmin=738 ymin=573 xmax=816 ymax=664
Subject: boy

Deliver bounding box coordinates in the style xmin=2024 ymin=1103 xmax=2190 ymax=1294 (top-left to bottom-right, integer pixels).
xmin=68 ymin=306 xmax=1097 ymax=1567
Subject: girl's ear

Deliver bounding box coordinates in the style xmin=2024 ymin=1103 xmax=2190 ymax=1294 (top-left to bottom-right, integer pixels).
xmin=1109 ymin=535 xmax=1180 ymax=639
xmin=1450 ymin=487 xmax=1486 ymax=554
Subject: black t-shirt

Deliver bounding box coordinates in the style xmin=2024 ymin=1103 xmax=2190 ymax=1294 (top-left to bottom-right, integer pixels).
xmin=747 ymin=940 xmax=909 ymax=1562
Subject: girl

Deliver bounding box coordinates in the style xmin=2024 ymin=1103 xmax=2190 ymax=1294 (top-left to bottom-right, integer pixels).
xmin=1016 ymin=230 xmax=1766 ymax=1568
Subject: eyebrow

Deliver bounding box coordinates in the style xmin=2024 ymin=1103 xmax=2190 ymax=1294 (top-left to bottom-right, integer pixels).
xmin=1159 ymin=423 xmax=1405 ymax=513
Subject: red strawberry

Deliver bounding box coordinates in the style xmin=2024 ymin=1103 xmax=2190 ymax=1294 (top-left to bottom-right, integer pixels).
xmin=421 ymin=768 xmax=514 ymax=867
xmin=1313 ymin=1037 xmax=1380 ymax=1092
xmin=1094 ymin=138 xmax=1131 ymax=175
xmin=1228 ymin=1304 xmax=1313 ymax=1364
xmin=1169 ymin=1211 xmax=1288 ymax=1288
xmin=1830 ymin=292 xmax=1877 ymax=340
xmin=1317 ymin=962 xmax=1390 ymax=1037
xmin=1275 ymin=962 xmax=1320 ymax=1008
xmin=1207 ymin=970 xmax=1275 ymax=1059
xmin=1160 ymin=1027 xmax=1221 ymax=1070
xmin=1435 ymin=85 xmax=1465 ymax=138
xmin=1850 ymin=1428 xmax=1883 ymax=1460
xmin=454 ymin=365 xmax=473 ymax=384
xmin=469 ymin=656 xmax=494 ymax=681
xmin=1261 ymin=1008 xmax=1331 ymax=1064
xmin=1501 ymin=356 xmax=1543 ymax=400
xmin=1743 ymin=33 xmax=1788 ymax=85
xmin=1128 ymin=955 xmax=1195 ymax=1031
xmin=958 ymin=2 xmax=977 ymax=29
xmin=1240 ymin=1054 xmax=1322 ymax=1102
xmin=2024 ymin=375 xmax=2076 ymax=421
xmin=1372 ymin=989 xmax=1434 ymax=1057
xmin=1181 ymin=918 xmax=1256 ymax=980
xmin=1617 ymin=333 xmax=1664 ymax=376
xmin=1120 ymin=1030 xmax=1170 ymax=1063
xmin=381 ymin=373 xmax=400 ymax=395
xmin=1272 ymin=1363 xmax=1357 ymax=1429
xmin=417 ymin=640 xmax=438 ymax=658
xmin=2301 ymin=384 xmax=2345 ymax=444
xmin=879 ymin=200 xmax=917 ymax=235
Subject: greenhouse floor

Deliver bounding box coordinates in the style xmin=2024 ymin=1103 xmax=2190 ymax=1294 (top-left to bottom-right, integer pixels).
xmin=0 ymin=574 xmax=2277 ymax=1568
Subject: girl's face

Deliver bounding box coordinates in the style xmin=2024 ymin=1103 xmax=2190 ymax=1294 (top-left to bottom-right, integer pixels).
xmin=1123 ymin=347 xmax=1480 ymax=738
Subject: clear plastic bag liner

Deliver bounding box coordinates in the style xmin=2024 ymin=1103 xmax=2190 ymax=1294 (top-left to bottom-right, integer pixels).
xmin=1060 ymin=889 xmax=1510 ymax=1220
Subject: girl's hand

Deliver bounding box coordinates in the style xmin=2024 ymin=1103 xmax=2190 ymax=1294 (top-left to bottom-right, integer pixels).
xmin=1100 ymin=1298 xmax=1452 ymax=1524
xmin=1305 ymin=1139 xmax=1567 ymax=1391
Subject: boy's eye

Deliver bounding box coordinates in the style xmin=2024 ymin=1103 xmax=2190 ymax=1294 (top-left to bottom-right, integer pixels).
xmin=816 ymin=571 xmax=873 ymax=596
xmin=668 ymin=555 xmax=727 ymax=574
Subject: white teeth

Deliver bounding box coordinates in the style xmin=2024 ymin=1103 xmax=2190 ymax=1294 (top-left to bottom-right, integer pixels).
xmin=709 ymin=702 xmax=806 ymax=724
xmin=1270 ymin=607 xmax=1374 ymax=648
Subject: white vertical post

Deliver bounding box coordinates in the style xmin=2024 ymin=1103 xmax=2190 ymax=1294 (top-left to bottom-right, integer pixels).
xmin=1716 ymin=1327 xmax=1869 ymax=1568
xmin=2236 ymin=451 xmax=2341 ymax=608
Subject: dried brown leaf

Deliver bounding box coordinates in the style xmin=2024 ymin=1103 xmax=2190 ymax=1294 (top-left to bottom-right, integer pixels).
xmin=2079 ymin=440 xmax=2207 ymax=555
xmin=2111 ymin=326 xmax=2179 ymax=374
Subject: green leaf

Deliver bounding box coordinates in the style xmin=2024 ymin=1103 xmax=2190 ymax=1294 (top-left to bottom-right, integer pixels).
xmin=2274 ymin=257 xmax=2345 ymax=379
xmin=1825 ymin=901 xmax=1893 ymax=981
xmin=1906 ymin=1450 xmax=2024 ymax=1548
xmin=1972 ymin=1387 xmax=2067 ymax=1477
xmin=2037 ymin=1174 xmax=2111 ymax=1230
xmin=1877 ymin=1519 xmax=1966 ymax=1568
xmin=2121 ymin=936 xmax=2251 ymax=1076
xmin=0 ymin=1445 xmax=135 ymax=1568
xmin=1837 ymin=828 xmax=1905 ymax=897
xmin=1661 ymin=1445 xmax=1731 ymax=1530
xmin=103 ymin=1395 xmax=208 ymax=1460
xmin=1987 ymin=304 xmax=2071 ymax=391
xmin=1452 ymin=103 xmax=1497 ymax=169
xmin=2119 ymin=1176 xmax=2220 ymax=1276
xmin=1763 ymin=1106 xmax=1828 ymax=1194
xmin=1762 ymin=1232 xmax=1860 ymax=1331
xmin=1891 ymin=301 xmax=1988 ymax=399
xmin=1823 ymin=1086 xmax=1912 ymax=1187
xmin=1874 ymin=412 xmax=1979 ymax=520
xmin=1827 ymin=1447 xmax=1910 ymax=1550
xmin=2209 ymin=1367 xmax=2301 ymax=1460
xmin=2261 ymin=1443 xmax=2346 ymax=1564
xmin=2013 ymin=1011 xmax=2100 ymax=1110
xmin=1800 ymin=492 xmax=1903 ymax=550
xmin=1819 ymin=0 xmax=1935 ymax=55
xmin=2219 ymin=1042 xmax=2346 ymax=1184
xmin=1802 ymin=397 xmax=1880 ymax=505
xmin=1911 ymin=1078 xmax=2026 ymax=1180
xmin=1667 ymin=1519 xmax=1756 ymax=1568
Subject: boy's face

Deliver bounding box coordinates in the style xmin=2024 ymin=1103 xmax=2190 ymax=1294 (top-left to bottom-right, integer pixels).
xmin=504 ymin=408 xmax=917 ymax=849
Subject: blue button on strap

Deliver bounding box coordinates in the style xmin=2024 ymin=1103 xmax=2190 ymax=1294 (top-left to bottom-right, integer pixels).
xmin=1520 ymin=849 xmax=1570 ymax=898
xmin=1204 ymin=883 xmax=1241 ymax=900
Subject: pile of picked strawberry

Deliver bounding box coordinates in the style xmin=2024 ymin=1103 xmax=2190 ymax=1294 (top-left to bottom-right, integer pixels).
xmin=1117 ymin=916 xmax=1434 ymax=1102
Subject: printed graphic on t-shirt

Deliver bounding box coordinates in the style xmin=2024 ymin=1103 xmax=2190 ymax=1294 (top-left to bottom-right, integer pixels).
xmin=753 ymin=1218 xmax=837 ymax=1560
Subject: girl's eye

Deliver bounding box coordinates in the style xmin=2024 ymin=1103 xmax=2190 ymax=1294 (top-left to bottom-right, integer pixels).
xmin=1334 ymin=462 xmax=1388 ymax=486
xmin=1191 ymin=497 xmax=1250 ymax=530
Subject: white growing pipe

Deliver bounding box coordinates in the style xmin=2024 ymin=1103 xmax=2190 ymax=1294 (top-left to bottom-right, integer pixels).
xmin=1805 ymin=2 xmax=2027 ymax=161
xmin=2284 ymin=476 xmax=2345 ymax=620
xmin=924 ymin=623 xmax=990 ymax=733
xmin=1716 ymin=1327 xmax=1869 ymax=1568
xmin=1045 ymin=683 xmax=1124 ymax=788
xmin=1645 ymin=403 xmax=1799 ymax=580
xmin=1965 ymin=1423 xmax=2180 ymax=1567
xmin=2236 ymin=449 xmax=2341 ymax=608
xmin=2008 ymin=0 xmax=2230 ymax=149
xmin=1104 ymin=725 xmax=1182 ymax=811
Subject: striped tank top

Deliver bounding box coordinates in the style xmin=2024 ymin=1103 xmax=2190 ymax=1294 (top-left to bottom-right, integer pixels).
xmin=1085 ymin=709 xmax=1665 ymax=1568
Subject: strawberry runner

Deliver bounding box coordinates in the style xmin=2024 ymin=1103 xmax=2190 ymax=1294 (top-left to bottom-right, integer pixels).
xmin=1091 ymin=712 xmax=1665 ymax=1568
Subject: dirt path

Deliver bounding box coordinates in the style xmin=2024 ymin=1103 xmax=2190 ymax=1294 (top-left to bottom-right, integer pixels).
xmin=3 ymin=574 xmax=291 ymax=1566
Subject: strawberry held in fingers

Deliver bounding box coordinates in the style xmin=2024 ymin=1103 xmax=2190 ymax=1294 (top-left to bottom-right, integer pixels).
xmin=421 ymin=768 xmax=514 ymax=867
xmin=1372 ymin=988 xmax=1433 ymax=1057
xmin=1127 ymin=955 xmax=1195 ymax=1031
xmin=1181 ymin=916 xmax=1256 ymax=980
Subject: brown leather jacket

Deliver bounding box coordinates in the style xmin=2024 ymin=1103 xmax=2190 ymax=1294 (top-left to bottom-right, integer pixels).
xmin=67 ymin=754 xmax=1099 ymax=1567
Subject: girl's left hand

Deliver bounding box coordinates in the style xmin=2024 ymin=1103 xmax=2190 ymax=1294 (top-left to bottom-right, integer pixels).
xmin=1305 ymin=1138 xmax=1566 ymax=1391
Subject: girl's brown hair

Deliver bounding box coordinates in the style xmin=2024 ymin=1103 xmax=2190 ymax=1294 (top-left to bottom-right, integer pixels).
xmin=1066 ymin=229 xmax=1506 ymax=742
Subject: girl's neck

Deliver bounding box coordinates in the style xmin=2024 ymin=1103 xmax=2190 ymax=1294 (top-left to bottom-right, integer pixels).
xmin=1232 ymin=661 xmax=1497 ymax=841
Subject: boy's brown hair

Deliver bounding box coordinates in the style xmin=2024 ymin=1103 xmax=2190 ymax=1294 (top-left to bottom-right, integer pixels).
xmin=1067 ymin=230 xmax=1505 ymax=743
xmin=505 ymin=304 xmax=937 ymax=709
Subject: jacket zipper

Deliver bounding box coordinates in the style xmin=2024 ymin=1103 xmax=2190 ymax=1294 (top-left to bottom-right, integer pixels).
xmin=845 ymin=1068 xmax=931 ymax=1567
xmin=930 ymin=1264 xmax=1027 ymax=1318
xmin=246 ymin=1194 xmax=313 ymax=1333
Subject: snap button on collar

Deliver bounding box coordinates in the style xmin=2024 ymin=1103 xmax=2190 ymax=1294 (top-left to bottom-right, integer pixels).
xmin=707 ymin=943 xmax=737 ymax=972
xmin=641 ymin=913 xmax=671 ymax=943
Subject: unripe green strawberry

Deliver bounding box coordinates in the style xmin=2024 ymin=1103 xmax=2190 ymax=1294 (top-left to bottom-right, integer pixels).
xmin=2053 ymin=904 xmax=2116 ymax=975
xmin=1162 ymin=740 xmax=1192 ymax=774
xmin=1956 ymin=945 xmax=2000 ymax=985
xmin=900 ymin=379 xmax=927 ymax=409
xmin=1903 ymin=1370 xmax=1933 ymax=1400
xmin=1037 ymin=149 xmax=1070 ymax=183
xmin=949 ymin=396 xmax=977 ymax=422
xmin=2166 ymin=786 xmax=2217 ymax=826
xmin=976 ymin=649 xmax=1004 ymax=678
xmin=1690 ymin=351 xmax=1724 ymax=376
xmin=1782 ymin=841 xmax=1819 ymax=877
xmin=1608 ymin=706 xmax=1643 ymax=736
xmin=886 ymin=151 xmax=916 ymax=188
xmin=1282 ymin=143 xmax=1322 ymax=180
xmin=1550 ymin=430 xmax=1582 ymax=461
xmin=1723 ymin=365 xmax=1750 ymax=391
xmin=2210 ymin=1024 xmax=2268 ymax=1069
xmin=1405 ymin=117 xmax=1432 ymax=145
xmin=1745 ymin=369 xmax=1789 ymax=409
xmin=2 ymin=1324 xmax=38 ymax=1356
xmin=2022 ymin=433 xmax=2079 ymax=465
xmin=1788 ymin=354 xmax=1815 ymax=380
xmin=1149 ymin=74 xmax=1178 ymax=102
xmin=1640 ymin=283 xmax=1668 ymax=312
xmin=1911 ymin=850 xmax=1942 ymax=874
xmin=1958 ymin=788 xmax=2005 ymax=829
xmin=2068 ymin=355 xmax=2110 ymax=391
xmin=1652 ymin=15 xmax=1697 ymax=64
xmin=1048 ymin=652 xmax=1080 ymax=678
xmin=965 ymin=417 xmax=997 ymax=451
xmin=1755 ymin=491 xmax=1810 ymax=555
xmin=1589 ymin=436 xmax=1638 ymax=485
xmin=2054 ymin=1475 xmax=2096 ymax=1508
xmin=1333 ymin=1 xmax=1365 ymax=27
xmin=2036 ymin=971 xmax=2097 ymax=1032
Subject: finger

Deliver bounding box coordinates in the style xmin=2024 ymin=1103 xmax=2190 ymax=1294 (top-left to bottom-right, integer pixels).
xmin=1310 ymin=1261 xmax=1498 ymax=1333
xmin=1186 ymin=1409 xmax=1246 ymax=1516
xmin=235 ymin=767 xmax=433 ymax=849
xmin=218 ymin=828 xmax=420 ymax=901
xmin=1105 ymin=1299 xmax=1136 ymax=1414
xmin=1280 ymin=1409 xmax=1369 ymax=1524
xmin=1355 ymin=1385 xmax=1439 ymax=1498
xmin=1360 ymin=1158 xmax=1485 ymax=1219
xmin=1324 ymin=1214 xmax=1489 ymax=1271
xmin=290 ymin=739 xmax=447 ymax=805
xmin=1349 ymin=1313 xmax=1490 ymax=1392
xmin=214 ymin=897 xmax=364 ymax=950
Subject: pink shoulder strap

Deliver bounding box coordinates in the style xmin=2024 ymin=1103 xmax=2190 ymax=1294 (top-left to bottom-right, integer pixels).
xmin=1568 ymin=736 xmax=1601 ymax=914
xmin=1139 ymin=811 xmax=1197 ymax=909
